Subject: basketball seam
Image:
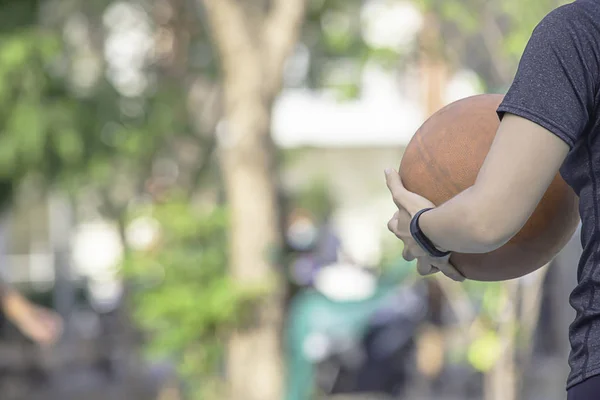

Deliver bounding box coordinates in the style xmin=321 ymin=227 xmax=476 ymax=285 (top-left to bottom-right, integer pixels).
xmin=413 ymin=129 xmax=467 ymax=196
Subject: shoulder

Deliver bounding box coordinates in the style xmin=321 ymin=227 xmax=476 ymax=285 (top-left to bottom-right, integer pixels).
xmin=527 ymin=1 xmax=600 ymax=75
xmin=536 ymin=1 xmax=598 ymax=36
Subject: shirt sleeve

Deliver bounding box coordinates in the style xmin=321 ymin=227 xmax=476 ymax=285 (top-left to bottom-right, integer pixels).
xmin=497 ymin=3 xmax=599 ymax=148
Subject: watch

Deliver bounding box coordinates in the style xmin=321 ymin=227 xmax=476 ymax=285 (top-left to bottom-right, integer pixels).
xmin=410 ymin=208 xmax=451 ymax=258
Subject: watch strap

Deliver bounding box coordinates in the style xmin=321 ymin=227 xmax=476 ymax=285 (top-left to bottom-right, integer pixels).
xmin=410 ymin=208 xmax=451 ymax=258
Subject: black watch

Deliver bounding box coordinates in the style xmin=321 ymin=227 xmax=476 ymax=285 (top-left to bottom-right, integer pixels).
xmin=410 ymin=208 xmax=451 ymax=258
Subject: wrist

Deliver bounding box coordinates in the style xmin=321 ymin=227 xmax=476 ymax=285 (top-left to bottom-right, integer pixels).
xmin=419 ymin=210 xmax=449 ymax=252
xmin=410 ymin=208 xmax=450 ymax=257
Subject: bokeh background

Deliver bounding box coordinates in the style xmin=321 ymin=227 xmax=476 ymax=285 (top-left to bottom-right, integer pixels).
xmin=0 ymin=0 xmax=579 ymax=399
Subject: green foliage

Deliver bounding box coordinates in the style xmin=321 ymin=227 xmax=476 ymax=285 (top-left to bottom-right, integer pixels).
xmin=416 ymin=0 xmax=568 ymax=89
xmin=0 ymin=24 xmax=76 ymax=204
xmin=0 ymin=0 xmax=568 ymax=394
xmin=0 ymin=0 xmax=197 ymax=212
xmin=303 ymin=0 xmax=404 ymax=100
xmin=60 ymin=84 xmax=192 ymax=194
xmin=291 ymin=179 xmax=335 ymax=222
xmin=499 ymin=0 xmax=569 ymax=62
xmin=455 ymin=280 xmax=523 ymax=372
xmin=0 ymin=1 xmax=226 ymax=394
xmin=437 ymin=1 xmax=480 ymax=34
xmin=122 ymin=200 xmax=269 ymax=399
xmin=467 ymin=330 xmax=501 ymax=372
xmin=301 ymin=0 xmax=568 ymax=100
xmin=0 ymin=0 xmax=95 ymax=208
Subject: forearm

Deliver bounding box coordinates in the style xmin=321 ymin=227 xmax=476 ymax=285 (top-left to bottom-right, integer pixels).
xmin=0 ymin=281 xmax=22 ymax=320
xmin=418 ymin=187 xmax=513 ymax=254
xmin=393 ymin=114 xmax=570 ymax=256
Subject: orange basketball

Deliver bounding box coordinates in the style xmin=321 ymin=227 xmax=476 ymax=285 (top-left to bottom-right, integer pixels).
xmin=399 ymin=94 xmax=580 ymax=281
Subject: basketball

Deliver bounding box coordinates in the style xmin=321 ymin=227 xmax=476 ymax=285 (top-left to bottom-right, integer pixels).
xmin=399 ymin=94 xmax=580 ymax=281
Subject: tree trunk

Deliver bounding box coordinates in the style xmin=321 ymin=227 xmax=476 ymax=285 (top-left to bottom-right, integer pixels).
xmin=484 ymin=281 xmax=518 ymax=400
xmin=419 ymin=12 xmax=448 ymax=117
xmin=202 ymin=1 xmax=306 ymax=399
xmin=220 ymin=99 xmax=284 ymax=400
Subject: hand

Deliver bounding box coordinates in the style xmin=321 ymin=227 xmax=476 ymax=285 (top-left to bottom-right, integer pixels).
xmin=385 ymin=169 xmax=465 ymax=282
xmin=387 ymin=210 xmax=464 ymax=282
xmin=3 ymin=291 xmax=63 ymax=346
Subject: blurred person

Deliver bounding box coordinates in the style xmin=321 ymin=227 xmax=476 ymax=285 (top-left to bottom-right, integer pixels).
xmin=284 ymin=255 xmax=426 ymax=400
xmin=0 ymin=205 xmax=62 ymax=347
xmin=384 ymin=1 xmax=600 ymax=399
xmin=285 ymin=208 xmax=343 ymax=287
xmin=0 ymin=287 xmax=63 ymax=346
xmin=0 ymin=287 xmax=63 ymax=348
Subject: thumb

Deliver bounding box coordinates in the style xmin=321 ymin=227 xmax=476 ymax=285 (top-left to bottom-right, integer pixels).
xmin=385 ymin=168 xmax=409 ymax=208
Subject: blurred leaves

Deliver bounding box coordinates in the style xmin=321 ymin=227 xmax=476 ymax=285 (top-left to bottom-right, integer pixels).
xmin=0 ymin=0 xmax=569 ymax=395
xmin=123 ymin=199 xmax=273 ymax=399
xmin=468 ymin=330 xmax=501 ymax=372
xmin=303 ymin=0 xmax=400 ymax=99
xmin=0 ymin=11 xmax=76 ymax=207
xmin=417 ymin=0 xmax=568 ymax=89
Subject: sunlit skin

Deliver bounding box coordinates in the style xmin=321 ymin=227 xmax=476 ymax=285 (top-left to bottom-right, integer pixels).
xmin=2 ymin=289 xmax=63 ymax=346
xmin=385 ymin=113 xmax=570 ymax=282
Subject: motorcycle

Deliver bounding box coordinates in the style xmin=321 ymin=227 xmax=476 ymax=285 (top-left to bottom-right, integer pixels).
xmin=284 ymin=259 xmax=427 ymax=400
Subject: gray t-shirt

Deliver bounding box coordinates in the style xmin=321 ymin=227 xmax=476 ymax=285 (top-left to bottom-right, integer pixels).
xmin=497 ymin=0 xmax=600 ymax=389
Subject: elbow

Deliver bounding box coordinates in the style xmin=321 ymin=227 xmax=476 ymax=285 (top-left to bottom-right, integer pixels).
xmin=461 ymin=187 xmax=522 ymax=253
xmin=467 ymin=215 xmax=516 ymax=254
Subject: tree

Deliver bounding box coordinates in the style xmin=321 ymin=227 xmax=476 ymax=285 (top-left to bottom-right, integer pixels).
xmin=410 ymin=3 xmax=570 ymax=400
xmin=0 ymin=0 xmax=83 ymax=208
xmin=415 ymin=0 xmax=568 ymax=90
xmin=200 ymin=1 xmax=306 ymax=399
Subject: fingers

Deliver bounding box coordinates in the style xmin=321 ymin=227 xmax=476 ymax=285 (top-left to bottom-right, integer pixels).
xmin=432 ymin=260 xmax=465 ymax=282
xmin=387 ymin=212 xmax=427 ymax=262
xmin=417 ymin=259 xmax=437 ymax=275
xmin=414 ymin=255 xmax=465 ymax=282
xmin=387 ymin=211 xmax=399 ymax=235
xmin=385 ymin=170 xmax=463 ymax=282
xmin=403 ymin=246 xmax=416 ymax=261
xmin=385 ymin=168 xmax=408 ymax=208
xmin=386 ymin=199 xmax=464 ymax=282
xmin=430 ymin=258 xmax=465 ymax=282
xmin=404 ymin=247 xmax=466 ymax=282
xmin=401 ymin=240 xmax=427 ymax=262
xmin=387 ymin=210 xmax=410 ymax=237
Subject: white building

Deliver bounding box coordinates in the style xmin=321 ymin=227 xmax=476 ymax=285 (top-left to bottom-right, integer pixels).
xmin=273 ymin=63 xmax=481 ymax=266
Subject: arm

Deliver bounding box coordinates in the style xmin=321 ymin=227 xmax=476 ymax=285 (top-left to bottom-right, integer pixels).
xmin=1 ymin=286 xmax=63 ymax=346
xmin=0 ymin=273 xmax=63 ymax=346
xmin=418 ymin=113 xmax=570 ymax=253
xmin=2 ymin=283 xmax=29 ymax=320
xmin=388 ymin=3 xmax=595 ymax=263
